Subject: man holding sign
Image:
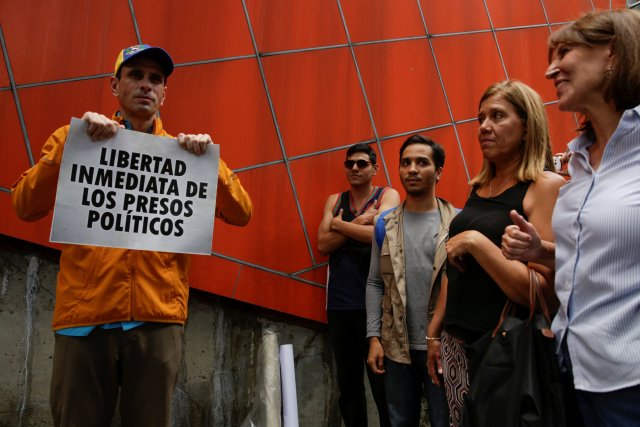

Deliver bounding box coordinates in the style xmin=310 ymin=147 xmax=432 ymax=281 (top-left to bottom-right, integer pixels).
xmin=11 ymin=44 xmax=252 ymax=426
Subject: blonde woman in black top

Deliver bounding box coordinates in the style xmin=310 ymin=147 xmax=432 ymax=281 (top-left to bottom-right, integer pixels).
xmin=425 ymin=80 xmax=565 ymax=426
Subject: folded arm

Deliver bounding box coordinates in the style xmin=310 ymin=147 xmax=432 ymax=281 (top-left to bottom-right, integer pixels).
xmin=317 ymin=188 xmax=399 ymax=255
xmin=447 ymin=173 xmax=564 ymax=309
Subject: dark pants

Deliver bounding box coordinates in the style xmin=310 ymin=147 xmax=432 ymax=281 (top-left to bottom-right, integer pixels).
xmin=575 ymin=384 xmax=640 ymax=427
xmin=50 ymin=323 xmax=183 ymax=427
xmin=561 ymin=340 xmax=640 ymax=427
xmin=328 ymin=310 xmax=391 ymax=427
xmin=384 ymin=350 xmax=449 ymax=427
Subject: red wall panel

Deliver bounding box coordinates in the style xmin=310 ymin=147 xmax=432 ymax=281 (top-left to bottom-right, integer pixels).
xmin=262 ymin=48 xmax=374 ymax=156
xmin=164 ymin=59 xmax=282 ymax=170
xmin=0 ymin=0 xmax=624 ymax=322
xmin=497 ymin=27 xmax=556 ymax=102
xmin=431 ymin=32 xmax=507 ymax=121
xmin=0 ymin=55 xmax=9 ymax=87
xmin=246 ymin=0 xmax=346 ymax=52
xmin=342 ymin=0 xmax=425 ymax=42
xmin=355 ymin=39 xmax=451 ymax=138
xmin=0 ymin=91 xmax=28 ymax=189
xmin=1 ymin=0 xmax=136 ymax=84
xmin=486 ymin=0 xmax=548 ymax=28
xmin=543 ymin=0 xmax=597 ymax=22
xmin=133 ymin=0 xmax=255 ymax=62
xmin=421 ymin=0 xmax=491 ymax=34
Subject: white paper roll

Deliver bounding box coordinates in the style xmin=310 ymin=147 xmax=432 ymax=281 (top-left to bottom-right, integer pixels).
xmin=279 ymin=344 xmax=299 ymax=427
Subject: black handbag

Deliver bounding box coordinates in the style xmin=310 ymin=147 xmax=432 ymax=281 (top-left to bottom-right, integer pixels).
xmin=460 ymin=268 xmax=566 ymax=427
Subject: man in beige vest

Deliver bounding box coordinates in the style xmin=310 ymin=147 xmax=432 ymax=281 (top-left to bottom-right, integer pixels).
xmin=366 ymin=135 xmax=455 ymax=427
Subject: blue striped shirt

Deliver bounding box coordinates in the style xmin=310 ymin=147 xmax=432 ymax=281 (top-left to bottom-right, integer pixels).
xmin=552 ymin=105 xmax=640 ymax=392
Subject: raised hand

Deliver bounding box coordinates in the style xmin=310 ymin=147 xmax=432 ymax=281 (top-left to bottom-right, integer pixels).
xmin=502 ymin=210 xmax=543 ymax=262
xmin=177 ymin=133 xmax=211 ymax=156
xmin=82 ymin=112 xmax=123 ymax=141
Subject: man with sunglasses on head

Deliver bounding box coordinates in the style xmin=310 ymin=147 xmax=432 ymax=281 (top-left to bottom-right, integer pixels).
xmin=11 ymin=44 xmax=252 ymax=427
xmin=318 ymin=143 xmax=400 ymax=427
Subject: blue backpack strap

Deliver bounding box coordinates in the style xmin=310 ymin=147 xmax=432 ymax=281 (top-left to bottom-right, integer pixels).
xmin=374 ymin=207 xmax=396 ymax=249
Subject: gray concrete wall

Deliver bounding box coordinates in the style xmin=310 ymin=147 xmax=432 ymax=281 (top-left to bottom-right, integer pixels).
xmin=0 ymin=234 xmax=433 ymax=426
xmin=1 ymin=235 xmax=377 ymax=427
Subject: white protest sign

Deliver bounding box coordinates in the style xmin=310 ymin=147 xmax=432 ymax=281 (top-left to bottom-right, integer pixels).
xmin=51 ymin=117 xmax=219 ymax=255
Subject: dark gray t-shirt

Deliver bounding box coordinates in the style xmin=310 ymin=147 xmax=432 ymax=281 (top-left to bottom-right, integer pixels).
xmin=366 ymin=209 xmax=440 ymax=350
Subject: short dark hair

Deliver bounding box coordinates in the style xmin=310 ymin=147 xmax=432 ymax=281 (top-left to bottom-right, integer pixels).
xmin=346 ymin=143 xmax=377 ymax=164
xmin=399 ymin=134 xmax=445 ymax=169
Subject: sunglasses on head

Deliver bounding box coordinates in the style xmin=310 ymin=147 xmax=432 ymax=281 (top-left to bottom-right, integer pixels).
xmin=344 ymin=159 xmax=372 ymax=169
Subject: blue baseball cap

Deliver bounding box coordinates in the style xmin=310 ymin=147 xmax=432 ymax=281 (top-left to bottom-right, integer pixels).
xmin=114 ymin=44 xmax=174 ymax=78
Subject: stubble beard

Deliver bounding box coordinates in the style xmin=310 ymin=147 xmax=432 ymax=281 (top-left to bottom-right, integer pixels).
xmin=404 ymin=187 xmax=428 ymax=197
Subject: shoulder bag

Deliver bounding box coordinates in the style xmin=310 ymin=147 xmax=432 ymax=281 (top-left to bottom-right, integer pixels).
xmin=460 ymin=268 xmax=566 ymax=427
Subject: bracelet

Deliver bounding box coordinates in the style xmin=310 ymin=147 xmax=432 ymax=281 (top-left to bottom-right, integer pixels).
xmin=425 ymin=336 xmax=441 ymax=341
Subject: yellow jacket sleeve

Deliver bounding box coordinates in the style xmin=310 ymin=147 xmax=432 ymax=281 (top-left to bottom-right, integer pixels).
xmin=215 ymin=158 xmax=252 ymax=226
xmin=11 ymin=125 xmax=69 ymax=221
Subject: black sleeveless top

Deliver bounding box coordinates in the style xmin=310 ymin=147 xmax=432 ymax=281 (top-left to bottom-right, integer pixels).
xmin=443 ymin=181 xmax=530 ymax=343
xmin=327 ymin=187 xmax=386 ymax=310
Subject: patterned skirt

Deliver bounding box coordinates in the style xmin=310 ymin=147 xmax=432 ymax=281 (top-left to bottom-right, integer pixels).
xmin=441 ymin=330 xmax=470 ymax=427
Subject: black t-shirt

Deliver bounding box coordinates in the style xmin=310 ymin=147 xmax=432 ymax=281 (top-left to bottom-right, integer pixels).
xmin=443 ymin=181 xmax=530 ymax=343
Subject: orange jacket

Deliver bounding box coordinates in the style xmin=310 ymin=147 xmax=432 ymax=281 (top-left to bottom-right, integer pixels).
xmin=11 ymin=114 xmax=252 ymax=330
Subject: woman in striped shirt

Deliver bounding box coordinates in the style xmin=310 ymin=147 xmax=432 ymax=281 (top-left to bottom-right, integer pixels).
xmin=502 ymin=9 xmax=640 ymax=427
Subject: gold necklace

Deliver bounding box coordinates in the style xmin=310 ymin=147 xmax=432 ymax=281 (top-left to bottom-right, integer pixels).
xmin=489 ymin=177 xmax=511 ymax=196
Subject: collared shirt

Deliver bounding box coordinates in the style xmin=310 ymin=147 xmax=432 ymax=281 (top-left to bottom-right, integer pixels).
xmin=552 ymin=104 xmax=640 ymax=392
